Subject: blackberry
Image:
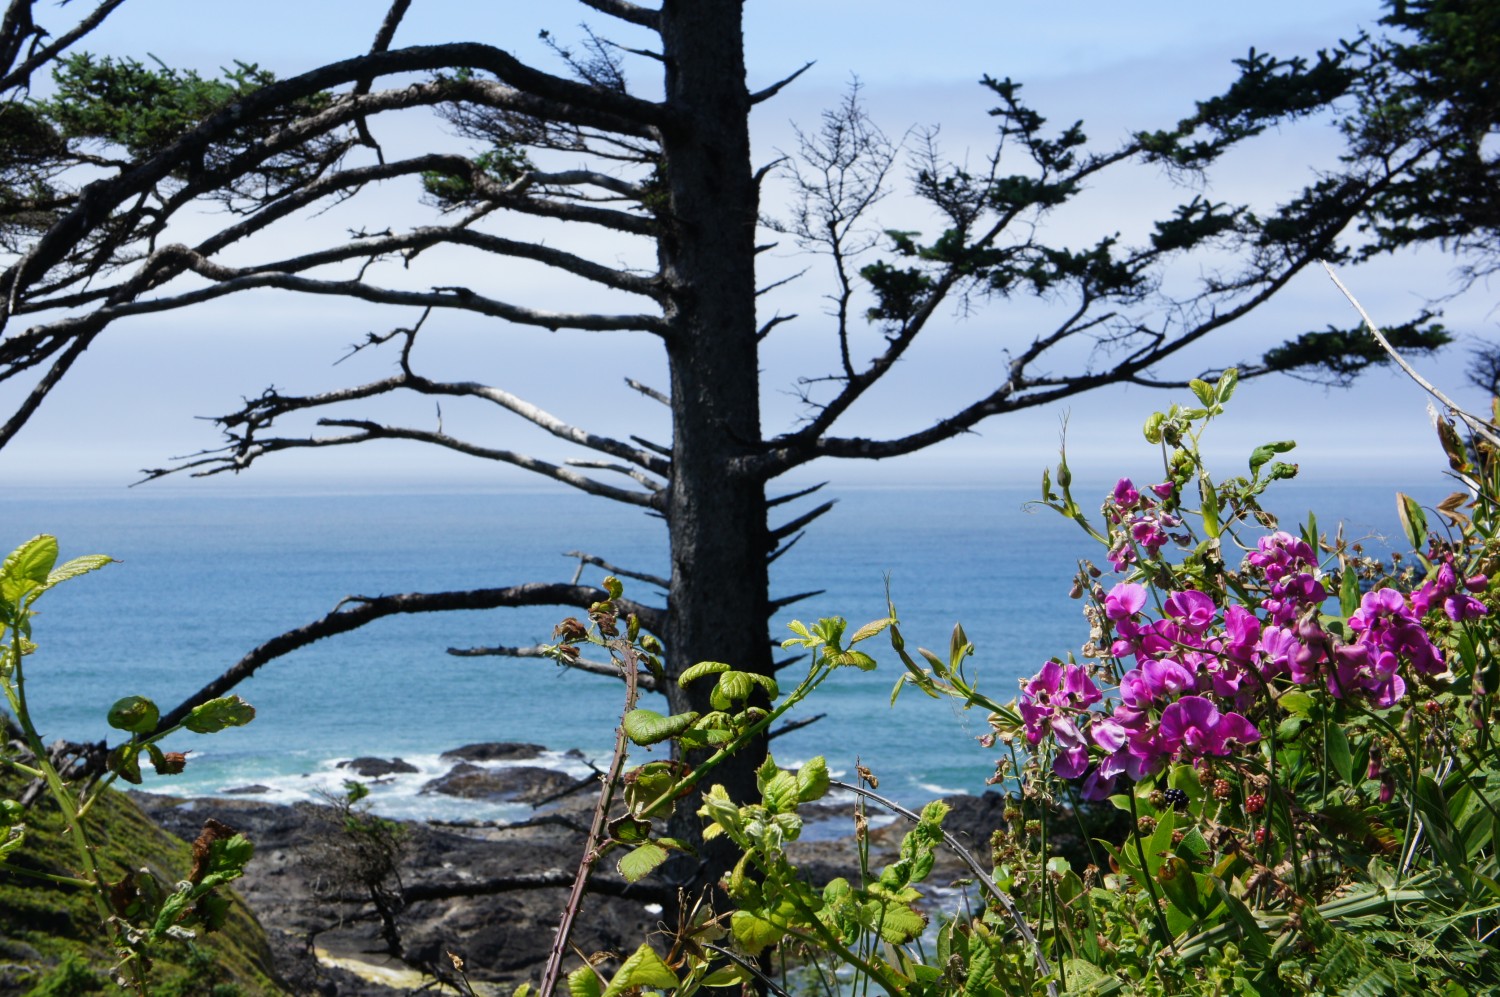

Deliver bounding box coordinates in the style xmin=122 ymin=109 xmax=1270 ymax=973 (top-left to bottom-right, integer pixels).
xmin=1245 ymin=793 xmax=1266 ymax=815
xmin=1161 ymin=788 xmax=1189 ymax=811
xmin=1212 ymin=778 xmax=1233 ymax=801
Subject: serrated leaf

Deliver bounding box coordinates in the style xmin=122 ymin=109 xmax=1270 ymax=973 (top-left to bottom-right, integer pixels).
xmin=849 ymin=618 xmax=893 ymax=644
xmin=566 ymin=967 xmax=602 ymax=997
xmin=2 ymin=535 xmax=57 ymax=587
xmin=36 ymin=554 xmax=114 ymax=597
xmin=714 ymin=670 xmax=755 ymax=705
xmin=795 ymin=757 xmax=830 ymax=803
xmin=831 ymin=650 xmax=877 ymax=670
xmin=1189 ymin=378 xmax=1215 ymax=407
xmin=729 ymin=911 xmax=785 ymax=956
xmin=1396 ymin=492 xmax=1427 ymax=551
xmin=600 ymin=944 xmax=678 ymax=997
xmin=183 ymin=696 xmax=256 ymax=733
xmin=617 ymin=842 xmax=668 ymax=883
xmin=678 ymin=661 xmax=730 ymax=686
xmin=622 ymin=709 xmax=699 ymax=746
xmin=1215 ymin=367 xmax=1238 ymax=404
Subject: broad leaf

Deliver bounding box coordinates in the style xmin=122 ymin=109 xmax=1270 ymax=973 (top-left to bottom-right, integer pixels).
xmin=622 ymin=709 xmax=699 ymax=746
xmin=600 ymin=944 xmax=678 ymax=997
xmin=617 ymin=843 xmax=668 ymax=883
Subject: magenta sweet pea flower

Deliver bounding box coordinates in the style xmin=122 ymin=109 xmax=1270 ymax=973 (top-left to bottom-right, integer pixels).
xmin=1105 ymin=582 xmax=1147 ymax=621
xmin=1156 ymin=695 xmax=1260 ymax=758
xmin=1165 ymin=589 xmax=1216 ymax=633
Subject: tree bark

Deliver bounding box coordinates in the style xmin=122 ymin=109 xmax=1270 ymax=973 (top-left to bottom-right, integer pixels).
xmin=655 ymin=0 xmax=771 ymax=840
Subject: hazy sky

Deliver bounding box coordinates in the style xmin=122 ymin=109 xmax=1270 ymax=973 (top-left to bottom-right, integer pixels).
xmin=1 ymin=1 xmax=1492 ymax=494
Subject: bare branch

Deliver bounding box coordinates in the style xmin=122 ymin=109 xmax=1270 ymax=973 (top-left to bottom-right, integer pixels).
xmin=768 ymin=589 xmax=825 ymax=613
xmin=154 ymin=417 xmax=662 ymax=508
xmin=0 ymin=0 xmax=128 ymax=94
xmin=444 ymin=642 xmax=659 ymax=692
xmin=624 ymin=378 xmax=669 ymax=406
xmin=766 ymin=481 xmax=826 ymax=509
xmin=152 ymin=583 xmax=664 ymax=732
xmin=768 ymin=713 xmax=825 ymax=741
xmin=565 ymin=458 xmax=665 ymax=491
xmin=756 ymin=313 xmax=797 ymax=341
xmin=770 ymin=499 xmax=836 ymax=542
xmin=577 ymin=0 xmax=661 ymax=31
xmin=564 ymin=550 xmax=669 ymax=590
xmin=749 ymin=61 xmax=814 ymax=106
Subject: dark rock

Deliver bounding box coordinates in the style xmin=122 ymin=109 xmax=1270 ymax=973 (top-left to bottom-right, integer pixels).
xmin=439 ymin=742 xmax=547 ymax=762
xmin=131 ymin=789 xmax=652 ymax=993
xmin=223 ymin=784 xmax=272 ymax=795
xmin=421 ymin=763 xmax=576 ymax=804
xmin=337 ymin=757 xmax=419 ymax=778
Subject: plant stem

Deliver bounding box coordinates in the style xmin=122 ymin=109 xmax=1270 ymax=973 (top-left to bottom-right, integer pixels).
xmin=538 ymin=639 xmax=640 ymax=997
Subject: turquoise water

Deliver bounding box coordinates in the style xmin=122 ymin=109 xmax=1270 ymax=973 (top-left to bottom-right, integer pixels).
xmin=0 ymin=479 xmax=1426 ymax=819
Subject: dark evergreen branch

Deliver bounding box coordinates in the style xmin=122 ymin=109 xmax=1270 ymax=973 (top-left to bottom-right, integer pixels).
xmin=0 ymin=0 xmax=128 ymax=94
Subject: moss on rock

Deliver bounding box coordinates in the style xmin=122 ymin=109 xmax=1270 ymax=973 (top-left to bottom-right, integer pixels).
xmin=0 ymin=769 xmax=284 ymax=996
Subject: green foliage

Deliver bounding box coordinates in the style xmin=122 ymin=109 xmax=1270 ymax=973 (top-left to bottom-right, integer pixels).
xmin=0 ymin=536 xmax=261 ymax=994
xmin=41 ymin=55 xmax=276 ymax=159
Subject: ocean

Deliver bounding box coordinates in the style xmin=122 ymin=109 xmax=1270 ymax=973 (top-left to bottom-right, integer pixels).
xmin=0 ymin=477 xmax=1430 ymax=822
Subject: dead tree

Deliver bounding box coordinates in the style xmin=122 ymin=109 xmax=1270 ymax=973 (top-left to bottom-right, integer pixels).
xmin=0 ymin=0 xmax=1452 ymax=886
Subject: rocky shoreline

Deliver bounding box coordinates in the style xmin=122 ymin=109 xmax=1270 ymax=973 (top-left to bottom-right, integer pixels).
xmin=130 ymin=743 xmax=1015 ymax=995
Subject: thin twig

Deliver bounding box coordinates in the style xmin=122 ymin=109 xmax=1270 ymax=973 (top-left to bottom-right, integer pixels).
xmin=539 ymin=639 xmax=640 ymax=997
xmin=828 ymin=779 xmax=1059 ymax=997
xmin=1322 ymin=261 xmax=1500 ymax=449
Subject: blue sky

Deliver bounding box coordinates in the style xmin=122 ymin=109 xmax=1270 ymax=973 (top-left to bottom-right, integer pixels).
xmin=1 ymin=0 xmax=1492 ymax=494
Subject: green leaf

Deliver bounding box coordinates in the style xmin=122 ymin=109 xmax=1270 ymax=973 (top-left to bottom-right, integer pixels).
xmin=182 ymin=695 xmax=256 ymax=733
xmin=566 ymin=965 xmax=601 ymax=997
xmin=35 ymin=555 xmax=114 ymax=599
xmin=729 ymin=911 xmax=785 ymax=957
xmin=2 ymin=535 xmax=58 ymax=586
xmin=1143 ymin=411 xmax=1166 ymax=444
xmin=600 ymin=944 xmax=679 ymax=997
xmin=714 ymin=670 xmax=755 ymax=706
xmin=1199 ymin=474 xmax=1221 ymax=538
xmin=602 ymin=575 xmax=623 ymax=600
xmin=1249 ymin=440 xmax=1296 ymax=476
xmin=1157 ymin=857 xmax=1202 ymax=919
xmin=848 ymin=618 xmax=894 ymax=644
xmin=1396 ymin=492 xmax=1428 ymax=551
xmin=0 ymin=824 xmax=25 ymax=860
xmin=1215 ymin=367 xmax=1239 ymax=404
xmin=107 ymin=695 xmax=160 ymax=734
xmin=1326 ymin=724 xmax=1354 ymax=786
xmin=108 ymin=744 xmax=143 ymax=785
xmin=1189 ymin=378 xmax=1215 ymax=408
xmin=678 ymin=660 xmax=730 ymax=686
xmin=1280 ymin=690 xmax=1316 ymax=716
xmin=622 ymin=708 xmax=699 ymax=746
xmin=830 ymin=649 xmax=878 ymax=670
xmin=1340 ymin=568 xmax=1361 ymax=618
xmin=795 ymin=756 xmax=830 ymax=803
xmin=617 ymin=842 xmax=669 ymax=883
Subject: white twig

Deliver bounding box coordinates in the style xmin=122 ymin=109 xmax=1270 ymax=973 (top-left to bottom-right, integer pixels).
xmin=1321 ymin=261 xmax=1500 ymax=450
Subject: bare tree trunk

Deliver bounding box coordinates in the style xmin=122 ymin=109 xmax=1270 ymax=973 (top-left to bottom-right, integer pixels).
xmin=657 ymin=0 xmax=771 ymax=833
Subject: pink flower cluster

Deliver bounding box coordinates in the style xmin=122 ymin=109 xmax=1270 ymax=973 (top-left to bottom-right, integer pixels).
xmin=1019 ymin=520 xmax=1488 ymax=799
xmin=1105 ymin=478 xmax=1181 ymax=571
